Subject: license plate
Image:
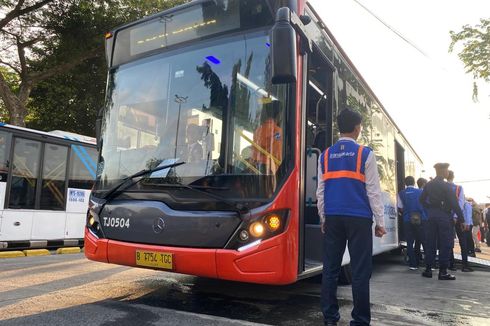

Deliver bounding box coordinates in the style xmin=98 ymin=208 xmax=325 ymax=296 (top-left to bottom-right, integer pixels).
xmin=135 ymin=250 xmax=173 ymax=270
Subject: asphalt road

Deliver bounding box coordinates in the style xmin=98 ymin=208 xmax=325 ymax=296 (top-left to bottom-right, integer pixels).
xmin=0 ymin=252 xmax=489 ymax=325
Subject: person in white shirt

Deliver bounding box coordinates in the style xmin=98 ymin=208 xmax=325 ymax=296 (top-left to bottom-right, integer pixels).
xmin=316 ymin=108 xmax=385 ymax=326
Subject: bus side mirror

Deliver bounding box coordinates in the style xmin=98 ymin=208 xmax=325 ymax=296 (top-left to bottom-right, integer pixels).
xmin=271 ymin=7 xmax=297 ymax=84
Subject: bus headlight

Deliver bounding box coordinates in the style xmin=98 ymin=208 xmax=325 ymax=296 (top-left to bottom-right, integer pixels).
xmin=86 ymin=209 xmax=103 ymax=238
xmin=239 ymin=230 xmax=250 ymax=241
xmin=225 ymin=210 xmax=289 ymax=250
xmin=249 ymin=222 xmax=265 ymax=237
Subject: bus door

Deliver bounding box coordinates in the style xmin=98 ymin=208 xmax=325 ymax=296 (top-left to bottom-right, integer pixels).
xmin=302 ymin=46 xmax=334 ymax=273
xmin=395 ymin=140 xmax=406 ymax=242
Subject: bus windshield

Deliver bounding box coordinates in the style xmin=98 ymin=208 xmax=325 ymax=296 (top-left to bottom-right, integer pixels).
xmin=95 ymin=31 xmax=292 ymax=203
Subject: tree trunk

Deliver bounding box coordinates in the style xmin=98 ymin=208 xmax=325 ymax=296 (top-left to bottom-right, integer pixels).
xmin=0 ymin=72 xmax=28 ymax=127
xmin=8 ymin=101 xmax=28 ymax=127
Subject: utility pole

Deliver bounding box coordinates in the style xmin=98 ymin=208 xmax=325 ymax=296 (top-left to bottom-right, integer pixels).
xmin=174 ymin=94 xmax=188 ymax=158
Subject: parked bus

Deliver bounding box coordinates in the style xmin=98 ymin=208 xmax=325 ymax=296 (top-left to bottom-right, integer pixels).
xmin=85 ymin=0 xmax=423 ymax=284
xmin=0 ymin=123 xmax=97 ymax=250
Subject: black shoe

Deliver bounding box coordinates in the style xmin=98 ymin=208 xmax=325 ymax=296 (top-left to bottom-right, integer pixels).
xmin=475 ymin=248 xmax=482 ymax=253
xmin=438 ymin=273 xmax=456 ymax=280
xmin=468 ymin=252 xmax=476 ymax=257
xmin=422 ymin=270 xmax=432 ymax=278
xmin=448 ymin=266 xmax=457 ymax=271
xmin=462 ymin=266 xmax=474 ymax=272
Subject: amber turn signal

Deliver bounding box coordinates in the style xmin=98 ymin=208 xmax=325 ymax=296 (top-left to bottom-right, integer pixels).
xmin=266 ymin=215 xmax=281 ymax=232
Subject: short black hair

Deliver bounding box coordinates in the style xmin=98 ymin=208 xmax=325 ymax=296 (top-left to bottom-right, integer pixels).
xmin=416 ymin=177 xmax=427 ymax=188
xmin=404 ymin=176 xmax=415 ymax=186
xmin=447 ymin=170 xmax=454 ymax=180
xmin=337 ymin=108 xmax=362 ymax=133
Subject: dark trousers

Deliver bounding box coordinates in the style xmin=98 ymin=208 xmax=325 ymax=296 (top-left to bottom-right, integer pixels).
xmin=449 ymin=223 xmax=470 ymax=267
xmin=404 ymin=220 xmax=426 ymax=267
xmin=467 ymin=225 xmax=475 ymax=253
xmin=425 ymin=216 xmax=454 ymax=272
xmin=322 ymin=216 xmax=372 ymax=326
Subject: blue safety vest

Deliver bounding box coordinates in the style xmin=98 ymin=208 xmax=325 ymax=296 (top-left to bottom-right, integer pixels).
xmin=451 ymin=184 xmax=462 ymax=201
xmin=320 ymin=140 xmax=372 ymax=218
xmin=398 ymin=187 xmax=427 ymax=222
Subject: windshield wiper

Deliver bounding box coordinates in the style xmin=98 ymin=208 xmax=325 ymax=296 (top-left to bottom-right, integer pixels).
xmin=101 ymin=161 xmax=186 ymax=200
xmin=153 ymin=182 xmax=249 ymax=215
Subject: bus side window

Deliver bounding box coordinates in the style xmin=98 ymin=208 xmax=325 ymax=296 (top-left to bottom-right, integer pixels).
xmin=0 ymin=130 xmax=11 ymax=182
xmin=40 ymin=144 xmax=68 ymax=210
xmin=68 ymin=145 xmax=97 ymax=189
xmin=8 ymin=138 xmax=42 ymax=209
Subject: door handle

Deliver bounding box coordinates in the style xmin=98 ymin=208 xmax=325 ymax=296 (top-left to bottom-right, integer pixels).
xmin=13 ymin=221 xmax=20 ymax=226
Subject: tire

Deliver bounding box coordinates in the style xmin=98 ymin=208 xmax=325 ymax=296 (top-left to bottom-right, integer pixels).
xmin=402 ymin=248 xmax=409 ymax=264
xmin=338 ymin=264 xmax=352 ymax=285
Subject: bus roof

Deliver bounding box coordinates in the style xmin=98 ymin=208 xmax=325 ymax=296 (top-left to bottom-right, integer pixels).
xmin=0 ymin=123 xmax=96 ymax=146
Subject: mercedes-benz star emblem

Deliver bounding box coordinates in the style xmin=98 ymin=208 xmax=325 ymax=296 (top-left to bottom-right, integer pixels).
xmin=152 ymin=218 xmax=166 ymax=234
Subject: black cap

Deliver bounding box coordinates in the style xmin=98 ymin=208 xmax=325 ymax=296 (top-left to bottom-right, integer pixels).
xmin=433 ymin=163 xmax=449 ymax=170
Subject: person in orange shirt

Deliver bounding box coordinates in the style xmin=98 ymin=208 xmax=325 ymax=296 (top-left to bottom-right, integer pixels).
xmin=252 ymin=102 xmax=283 ymax=174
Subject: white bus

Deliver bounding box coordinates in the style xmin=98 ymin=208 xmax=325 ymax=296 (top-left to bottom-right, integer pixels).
xmin=0 ymin=123 xmax=97 ymax=250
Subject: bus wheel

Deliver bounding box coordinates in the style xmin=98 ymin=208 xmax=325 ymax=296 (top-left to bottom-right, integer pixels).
xmin=338 ymin=264 xmax=352 ymax=285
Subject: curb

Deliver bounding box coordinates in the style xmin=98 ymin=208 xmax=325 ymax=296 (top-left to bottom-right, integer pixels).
xmin=0 ymin=251 xmax=25 ymax=259
xmin=56 ymin=247 xmax=81 ymax=254
xmin=23 ymin=249 xmax=51 ymax=257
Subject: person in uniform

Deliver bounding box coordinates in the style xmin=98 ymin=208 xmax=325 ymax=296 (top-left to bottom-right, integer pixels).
xmin=414 ymin=177 xmax=429 ymax=261
xmin=419 ymin=163 xmax=465 ymax=280
xmin=469 ymin=198 xmax=483 ymax=253
xmin=316 ymin=108 xmax=386 ymax=326
xmin=397 ymin=176 xmax=427 ymax=270
xmin=447 ymin=170 xmax=473 ymax=272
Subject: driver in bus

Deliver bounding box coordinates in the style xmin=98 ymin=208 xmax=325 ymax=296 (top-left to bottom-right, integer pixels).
xmin=252 ymin=101 xmax=282 ymax=174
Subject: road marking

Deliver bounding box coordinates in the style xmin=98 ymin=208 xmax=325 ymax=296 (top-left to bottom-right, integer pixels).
xmin=0 ymin=258 xmax=87 ymax=278
xmin=0 ymin=260 xmax=123 ymax=294
xmin=0 ymin=268 xmax=160 ymax=321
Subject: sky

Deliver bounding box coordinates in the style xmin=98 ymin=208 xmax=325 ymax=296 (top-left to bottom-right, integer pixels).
xmin=309 ymin=0 xmax=490 ymax=203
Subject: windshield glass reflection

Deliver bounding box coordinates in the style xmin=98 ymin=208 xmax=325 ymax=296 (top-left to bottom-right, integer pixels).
xmin=97 ymin=33 xmax=291 ymax=200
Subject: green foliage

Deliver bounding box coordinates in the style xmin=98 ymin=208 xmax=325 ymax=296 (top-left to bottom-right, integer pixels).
xmin=0 ymin=67 xmax=19 ymax=122
xmin=449 ymin=18 xmax=490 ymax=101
xmin=1 ymin=0 xmax=188 ymax=131
xmin=27 ymin=0 xmax=189 ymax=134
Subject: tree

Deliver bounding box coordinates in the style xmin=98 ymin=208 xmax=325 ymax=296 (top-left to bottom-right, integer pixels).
xmin=0 ymin=0 xmax=83 ymax=126
xmin=0 ymin=0 xmax=188 ymax=128
xmin=449 ymin=18 xmax=490 ymax=101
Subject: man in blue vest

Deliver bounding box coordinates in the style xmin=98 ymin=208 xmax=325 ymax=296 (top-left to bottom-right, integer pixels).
xmin=316 ymin=108 xmax=386 ymax=326
xmin=398 ymin=176 xmax=427 ymax=270
xmin=420 ymin=163 xmax=465 ymax=280
xmin=447 ymin=170 xmax=473 ymax=272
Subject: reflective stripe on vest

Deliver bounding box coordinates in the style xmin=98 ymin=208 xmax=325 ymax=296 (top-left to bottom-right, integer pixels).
xmin=322 ymin=145 xmax=366 ymax=183
xmin=455 ymin=185 xmax=461 ymax=198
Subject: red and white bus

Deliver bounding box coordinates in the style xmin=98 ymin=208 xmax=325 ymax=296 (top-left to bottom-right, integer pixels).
xmin=85 ymin=0 xmax=423 ymax=284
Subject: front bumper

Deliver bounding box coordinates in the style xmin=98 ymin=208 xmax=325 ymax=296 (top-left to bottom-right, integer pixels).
xmin=84 ymin=227 xmax=297 ymax=284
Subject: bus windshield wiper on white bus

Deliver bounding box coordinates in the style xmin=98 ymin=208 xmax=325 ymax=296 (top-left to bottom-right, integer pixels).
xmin=101 ymin=161 xmax=186 ymax=201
